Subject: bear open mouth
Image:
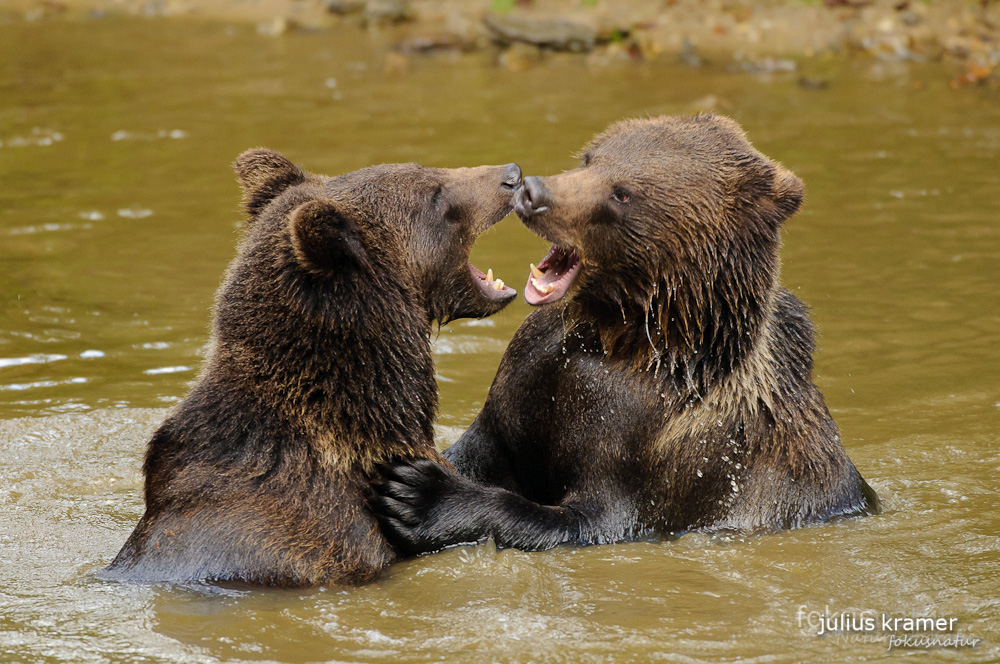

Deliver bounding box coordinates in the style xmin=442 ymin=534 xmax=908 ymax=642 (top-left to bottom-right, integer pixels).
xmin=469 ymin=263 xmax=516 ymax=302
xmin=524 ymin=245 xmax=581 ymax=305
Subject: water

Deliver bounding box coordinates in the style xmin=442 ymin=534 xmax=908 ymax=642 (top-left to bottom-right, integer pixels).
xmin=2 ymin=16 xmax=999 ymax=663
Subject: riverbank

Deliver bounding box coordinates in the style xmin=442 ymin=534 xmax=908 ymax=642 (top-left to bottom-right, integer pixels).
xmin=2 ymin=0 xmax=998 ymax=88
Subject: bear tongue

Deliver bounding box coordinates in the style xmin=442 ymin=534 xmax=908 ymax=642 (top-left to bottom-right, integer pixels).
xmin=524 ymin=246 xmax=581 ymax=306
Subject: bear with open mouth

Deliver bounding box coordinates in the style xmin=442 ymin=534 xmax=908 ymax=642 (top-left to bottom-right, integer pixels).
xmin=102 ymin=150 xmax=520 ymax=586
xmin=372 ymin=114 xmax=879 ymax=553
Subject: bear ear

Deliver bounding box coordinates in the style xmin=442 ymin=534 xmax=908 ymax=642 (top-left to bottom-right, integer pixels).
xmin=771 ymin=165 xmax=804 ymax=221
xmin=234 ymin=148 xmax=307 ymax=217
xmin=289 ymin=200 xmax=368 ymax=276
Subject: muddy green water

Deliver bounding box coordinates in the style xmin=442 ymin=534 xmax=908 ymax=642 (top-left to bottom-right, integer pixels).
xmin=1 ymin=16 xmax=998 ymax=664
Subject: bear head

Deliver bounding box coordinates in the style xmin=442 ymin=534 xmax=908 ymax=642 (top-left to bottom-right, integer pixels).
xmin=232 ymin=149 xmax=521 ymax=326
xmin=513 ymin=114 xmax=804 ymax=383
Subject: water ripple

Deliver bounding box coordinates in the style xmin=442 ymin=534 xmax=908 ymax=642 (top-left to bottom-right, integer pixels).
xmin=0 ymin=377 xmax=87 ymax=392
xmin=0 ymin=355 xmax=68 ymax=370
xmin=143 ymin=366 xmax=192 ymax=375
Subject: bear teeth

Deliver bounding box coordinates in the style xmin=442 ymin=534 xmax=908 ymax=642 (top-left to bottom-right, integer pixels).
xmin=487 ymin=268 xmax=494 ymax=282
xmin=531 ymin=278 xmax=555 ymax=295
xmin=492 ymin=278 xmax=505 ymax=291
xmin=529 ymin=263 xmax=544 ymax=279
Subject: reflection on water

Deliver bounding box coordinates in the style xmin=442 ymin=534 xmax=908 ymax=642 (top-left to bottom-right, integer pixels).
xmin=0 ymin=16 xmax=998 ymax=664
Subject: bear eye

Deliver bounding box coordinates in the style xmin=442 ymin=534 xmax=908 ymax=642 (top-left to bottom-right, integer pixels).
xmin=611 ymin=187 xmax=631 ymax=204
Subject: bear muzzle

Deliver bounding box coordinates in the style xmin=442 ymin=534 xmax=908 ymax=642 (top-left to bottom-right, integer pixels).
xmin=500 ymin=163 xmax=523 ymax=191
xmin=514 ymin=176 xmax=550 ymax=218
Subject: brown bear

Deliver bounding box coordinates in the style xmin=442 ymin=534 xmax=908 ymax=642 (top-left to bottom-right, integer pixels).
xmin=371 ymin=114 xmax=879 ymax=553
xmin=101 ymin=149 xmax=522 ymax=585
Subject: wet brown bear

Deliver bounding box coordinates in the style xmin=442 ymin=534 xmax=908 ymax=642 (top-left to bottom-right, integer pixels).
xmin=102 ymin=149 xmax=521 ymax=585
xmin=372 ymin=114 xmax=879 ymax=552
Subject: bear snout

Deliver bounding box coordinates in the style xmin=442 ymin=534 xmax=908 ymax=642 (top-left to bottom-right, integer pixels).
xmin=515 ymin=176 xmax=550 ymax=217
xmin=501 ymin=163 xmax=523 ymax=190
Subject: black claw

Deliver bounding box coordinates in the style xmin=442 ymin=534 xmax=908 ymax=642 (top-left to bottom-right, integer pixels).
xmin=379 ymin=518 xmax=412 ymax=548
xmin=378 ymin=480 xmax=421 ymax=503
xmin=366 ymin=494 xmax=391 ymax=514
xmin=377 ymin=495 xmax=421 ymax=526
xmin=391 ymin=465 xmax=429 ymax=485
xmin=374 ymin=462 xmax=402 ymax=481
xmin=369 ymin=457 xmax=482 ymax=555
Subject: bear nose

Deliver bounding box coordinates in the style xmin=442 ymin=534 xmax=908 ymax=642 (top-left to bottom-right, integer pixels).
xmin=501 ymin=163 xmax=522 ymax=189
xmin=520 ymin=176 xmax=549 ymax=214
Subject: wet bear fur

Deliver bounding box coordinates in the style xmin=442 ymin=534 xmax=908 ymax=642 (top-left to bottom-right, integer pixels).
xmin=103 ymin=150 xmax=520 ymax=585
xmin=372 ymin=114 xmax=880 ymax=553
